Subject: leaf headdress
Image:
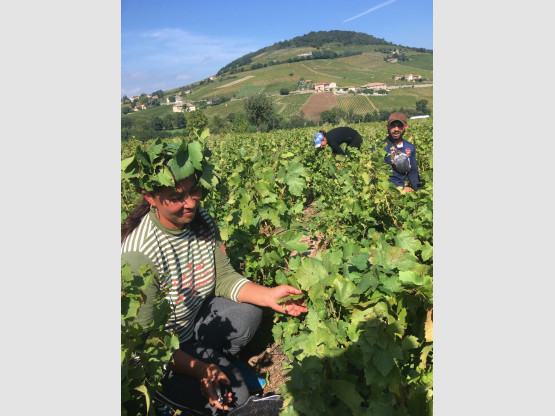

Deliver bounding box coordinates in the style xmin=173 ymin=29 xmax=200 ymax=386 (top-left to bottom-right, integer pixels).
xmin=121 ymin=133 xmax=219 ymax=193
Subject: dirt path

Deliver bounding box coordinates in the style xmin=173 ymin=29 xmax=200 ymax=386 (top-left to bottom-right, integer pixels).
xmin=300 ymin=63 xmax=343 ymax=80
xmin=216 ymin=75 xmax=255 ymax=89
xmin=274 ymin=97 xmax=287 ymax=114
xmin=364 ymin=95 xmax=378 ymax=112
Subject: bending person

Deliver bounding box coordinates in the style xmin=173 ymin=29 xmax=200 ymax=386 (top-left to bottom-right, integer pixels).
xmin=314 ymin=126 xmax=363 ymax=156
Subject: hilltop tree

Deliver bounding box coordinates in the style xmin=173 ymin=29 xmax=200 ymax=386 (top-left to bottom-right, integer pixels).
xmin=243 ymin=94 xmax=275 ymax=132
xmin=416 ymin=99 xmax=430 ymax=115
xmin=121 ymin=116 xmax=132 ymax=128
xmin=209 ymin=115 xmax=231 ymax=134
xmin=151 ymin=89 xmax=165 ymax=99
xmin=139 ymin=94 xmax=149 ymax=105
xmin=320 ymin=107 xmax=346 ymax=124
xmin=163 ymin=113 xmax=187 ymax=130
xmin=227 ymin=112 xmax=251 ymax=133
xmin=174 ymin=113 xmax=187 ymax=129
xmin=185 ymin=110 xmax=208 ymax=136
xmin=151 ymin=116 xmax=164 ymax=131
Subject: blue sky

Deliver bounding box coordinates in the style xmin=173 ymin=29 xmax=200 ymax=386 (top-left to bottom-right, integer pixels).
xmin=122 ymin=0 xmax=433 ymax=98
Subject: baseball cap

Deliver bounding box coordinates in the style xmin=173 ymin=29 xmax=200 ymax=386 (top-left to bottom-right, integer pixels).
xmin=314 ymin=132 xmax=324 ymax=148
xmin=387 ymin=112 xmax=408 ymax=126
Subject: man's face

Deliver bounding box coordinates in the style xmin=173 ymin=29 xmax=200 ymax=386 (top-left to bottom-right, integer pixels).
xmin=387 ymin=121 xmax=408 ymax=141
xmin=321 ymin=137 xmax=327 ymax=147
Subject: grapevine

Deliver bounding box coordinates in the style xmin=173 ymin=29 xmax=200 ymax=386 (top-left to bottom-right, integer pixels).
xmin=121 ymin=119 xmax=433 ymax=415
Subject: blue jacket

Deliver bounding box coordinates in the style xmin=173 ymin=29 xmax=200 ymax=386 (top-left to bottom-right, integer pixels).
xmin=383 ymin=138 xmax=421 ymax=190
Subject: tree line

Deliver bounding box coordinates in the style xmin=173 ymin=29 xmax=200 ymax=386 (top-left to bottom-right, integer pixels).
xmin=121 ymin=94 xmax=431 ymax=142
xmin=217 ymin=30 xmax=390 ymax=76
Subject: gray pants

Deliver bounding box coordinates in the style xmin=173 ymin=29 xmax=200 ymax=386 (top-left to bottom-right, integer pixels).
xmin=155 ymin=295 xmax=263 ymax=415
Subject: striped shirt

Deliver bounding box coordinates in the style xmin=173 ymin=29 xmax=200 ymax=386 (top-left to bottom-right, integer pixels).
xmin=121 ymin=207 xmax=249 ymax=342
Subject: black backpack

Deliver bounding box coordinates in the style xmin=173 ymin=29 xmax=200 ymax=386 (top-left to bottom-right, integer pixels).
xmin=386 ymin=139 xmax=411 ymax=174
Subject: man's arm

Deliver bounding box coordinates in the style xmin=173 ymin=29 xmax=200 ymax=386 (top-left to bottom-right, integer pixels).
xmin=170 ymin=348 xmax=232 ymax=411
xmin=329 ymin=141 xmax=347 ymax=155
xmin=407 ymin=149 xmax=421 ymax=190
xmin=237 ymin=282 xmax=308 ymax=316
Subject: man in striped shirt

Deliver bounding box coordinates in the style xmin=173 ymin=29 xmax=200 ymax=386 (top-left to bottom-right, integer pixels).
xmin=122 ymin=174 xmax=307 ymax=415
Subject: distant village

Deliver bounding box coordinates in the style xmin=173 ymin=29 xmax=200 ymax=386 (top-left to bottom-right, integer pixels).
xmin=124 ymin=67 xmax=425 ymax=113
xmin=312 ymin=72 xmax=423 ymax=94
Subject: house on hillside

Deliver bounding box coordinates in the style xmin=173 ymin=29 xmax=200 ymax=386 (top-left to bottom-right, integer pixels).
xmin=387 ymin=58 xmax=398 ymax=63
xmin=173 ymin=104 xmax=183 ymax=113
xmin=184 ymin=103 xmax=196 ymax=112
xmin=134 ymin=104 xmax=147 ymax=112
xmin=297 ymin=51 xmax=312 ymax=57
xmin=335 ymin=86 xmax=356 ymax=94
xmin=392 ymin=74 xmax=422 ymax=81
xmin=360 ymin=82 xmax=388 ymax=91
xmin=314 ymin=81 xmax=336 ymax=92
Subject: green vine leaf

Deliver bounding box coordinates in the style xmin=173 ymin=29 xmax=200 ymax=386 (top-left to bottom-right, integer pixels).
xmin=276 ymin=293 xmax=305 ymax=305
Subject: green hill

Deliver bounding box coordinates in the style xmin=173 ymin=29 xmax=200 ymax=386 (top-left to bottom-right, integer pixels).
xmin=122 ymin=30 xmax=432 ymax=132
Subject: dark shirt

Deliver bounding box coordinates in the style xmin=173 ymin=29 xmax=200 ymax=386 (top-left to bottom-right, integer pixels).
xmin=323 ymin=127 xmax=363 ymax=155
xmin=383 ymin=137 xmax=421 ymax=190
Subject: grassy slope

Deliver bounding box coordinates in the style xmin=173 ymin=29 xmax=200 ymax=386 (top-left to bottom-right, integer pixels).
xmin=125 ymin=43 xmax=433 ymax=120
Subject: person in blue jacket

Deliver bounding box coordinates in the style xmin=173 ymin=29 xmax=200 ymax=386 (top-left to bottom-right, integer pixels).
xmin=383 ymin=112 xmax=421 ymax=192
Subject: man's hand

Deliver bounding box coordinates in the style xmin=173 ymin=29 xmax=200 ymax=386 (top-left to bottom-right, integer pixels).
xmin=403 ymin=187 xmax=414 ymax=193
xmin=267 ymin=285 xmax=308 ymax=316
xmin=199 ymin=363 xmax=233 ymax=411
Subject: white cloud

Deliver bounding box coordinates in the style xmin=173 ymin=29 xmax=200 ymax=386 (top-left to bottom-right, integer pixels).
xmin=121 ymin=87 xmax=142 ymax=97
xmin=121 ymin=28 xmax=263 ymax=95
xmin=135 ymin=28 xmax=259 ymax=66
xmin=125 ymin=71 xmax=150 ymax=81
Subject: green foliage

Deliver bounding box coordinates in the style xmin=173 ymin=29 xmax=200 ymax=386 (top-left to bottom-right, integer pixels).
xmin=416 ymin=100 xmax=430 ymax=115
xmin=121 ymin=263 xmax=179 ymax=416
xmin=229 ymin=112 xmax=251 ymax=133
xmin=209 ymin=114 xmax=231 ymax=134
xmin=185 ymin=110 xmax=209 ymax=136
xmin=121 ymin=119 xmax=433 ymax=415
xmin=243 ymin=94 xmax=276 ymax=132
xmin=121 ymin=133 xmax=219 ymax=194
xmin=320 ymin=107 xmax=346 ymax=124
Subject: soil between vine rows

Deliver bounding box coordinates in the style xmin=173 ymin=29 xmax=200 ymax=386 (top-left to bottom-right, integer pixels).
xmin=238 ymin=202 xmax=326 ymax=396
xmin=239 ymin=309 xmax=291 ymax=396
